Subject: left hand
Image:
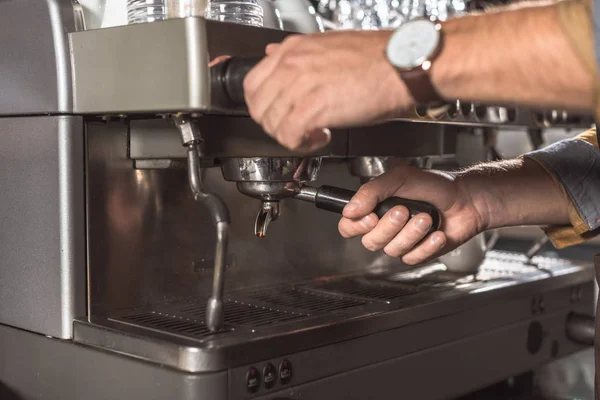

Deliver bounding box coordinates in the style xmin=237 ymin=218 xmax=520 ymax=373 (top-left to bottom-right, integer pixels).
xmin=243 ymin=31 xmax=414 ymax=152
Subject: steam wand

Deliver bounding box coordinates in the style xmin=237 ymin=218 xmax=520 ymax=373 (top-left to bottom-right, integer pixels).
xmin=173 ymin=114 xmax=230 ymax=332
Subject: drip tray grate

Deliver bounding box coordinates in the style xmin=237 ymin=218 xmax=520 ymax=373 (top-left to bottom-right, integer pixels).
xmin=112 ymin=298 xmax=310 ymax=340
xmin=173 ymin=301 xmax=307 ymax=327
xmin=117 ymin=312 xmax=224 ymax=338
xmin=246 ymin=287 xmax=366 ymax=313
xmin=302 ymin=277 xmax=420 ymax=302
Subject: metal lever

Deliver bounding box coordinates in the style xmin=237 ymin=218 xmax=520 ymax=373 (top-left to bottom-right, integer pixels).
xmin=294 ymin=185 xmax=442 ymax=236
xmin=525 ymin=236 xmax=549 ymax=266
xmin=566 ymin=313 xmax=595 ymax=346
xmin=173 ymin=114 xmax=230 ymax=332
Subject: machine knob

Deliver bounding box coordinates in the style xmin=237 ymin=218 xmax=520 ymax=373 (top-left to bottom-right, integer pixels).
xmin=565 ymin=313 xmax=595 ymax=346
xmin=213 ymin=56 xmax=262 ymax=106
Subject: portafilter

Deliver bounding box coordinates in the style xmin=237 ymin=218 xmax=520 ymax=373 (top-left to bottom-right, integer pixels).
xmin=213 ymin=57 xmax=443 ymax=237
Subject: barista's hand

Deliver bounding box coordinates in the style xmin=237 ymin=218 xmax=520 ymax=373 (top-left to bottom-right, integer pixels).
xmin=338 ymin=165 xmax=484 ymax=265
xmin=243 ymin=31 xmax=413 ymax=152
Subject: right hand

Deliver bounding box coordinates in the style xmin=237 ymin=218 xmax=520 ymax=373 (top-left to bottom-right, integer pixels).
xmin=338 ymin=165 xmax=485 ymax=265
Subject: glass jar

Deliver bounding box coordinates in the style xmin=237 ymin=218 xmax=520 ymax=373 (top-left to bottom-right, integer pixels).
xmin=126 ymin=0 xmax=167 ymax=24
xmin=126 ymin=0 xmax=263 ymax=26
xmin=205 ymin=0 xmax=264 ymax=27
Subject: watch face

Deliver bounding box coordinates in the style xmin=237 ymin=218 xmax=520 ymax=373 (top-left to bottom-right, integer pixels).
xmin=386 ymin=19 xmax=441 ymax=70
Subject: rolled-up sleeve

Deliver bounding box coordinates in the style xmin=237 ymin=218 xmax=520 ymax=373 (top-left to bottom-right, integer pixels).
xmin=516 ymin=0 xmax=600 ymax=248
xmin=523 ymin=129 xmax=600 ymax=248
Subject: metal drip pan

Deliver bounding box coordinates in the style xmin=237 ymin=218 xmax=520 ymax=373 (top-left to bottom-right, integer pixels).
xmin=74 ymin=251 xmax=593 ymax=372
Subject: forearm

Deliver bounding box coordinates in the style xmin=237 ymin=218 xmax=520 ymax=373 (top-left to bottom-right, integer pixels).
xmin=432 ymin=0 xmax=595 ymax=113
xmin=456 ymin=158 xmax=570 ymax=230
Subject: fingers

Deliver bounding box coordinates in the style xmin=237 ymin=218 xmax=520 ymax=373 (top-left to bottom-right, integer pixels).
xmin=265 ymin=43 xmax=281 ymax=55
xmin=342 ymin=172 xmax=407 ymax=220
xmin=381 ymin=213 xmax=433 ymax=258
xmin=360 ymin=206 xmax=409 ymax=251
xmin=338 ymin=213 xmax=378 ymax=239
xmin=245 ymin=65 xmax=299 ymax=132
xmin=401 ymin=231 xmax=447 ymax=265
xmin=267 ymin=86 xmax=329 ymax=150
xmin=293 ymin=128 xmax=332 ymax=154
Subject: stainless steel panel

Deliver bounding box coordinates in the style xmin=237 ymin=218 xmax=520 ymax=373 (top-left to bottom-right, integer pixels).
xmin=255 ymin=311 xmax=582 ymax=400
xmin=0 ymin=116 xmax=85 ymax=338
xmin=0 ymin=0 xmax=76 ymax=115
xmin=128 ymin=117 xmax=460 ymax=159
xmin=76 ymin=252 xmax=594 ymax=372
xmin=128 ymin=117 xmax=349 ymax=159
xmin=70 ymin=18 xmax=289 ymax=115
xmin=86 ymin=120 xmax=409 ymax=316
xmin=0 ymin=323 xmax=228 ymax=400
xmin=347 ymin=122 xmax=455 ymax=157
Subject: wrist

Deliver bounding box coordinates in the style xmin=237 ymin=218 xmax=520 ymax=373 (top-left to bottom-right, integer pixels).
xmin=454 ymin=172 xmax=493 ymax=233
xmin=430 ymin=15 xmax=480 ymax=102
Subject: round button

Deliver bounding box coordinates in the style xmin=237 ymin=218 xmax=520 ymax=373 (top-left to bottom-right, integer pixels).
xmin=263 ymin=363 xmax=276 ymax=389
xmin=246 ymin=366 xmax=260 ymax=393
xmin=279 ymin=359 xmax=293 ymax=385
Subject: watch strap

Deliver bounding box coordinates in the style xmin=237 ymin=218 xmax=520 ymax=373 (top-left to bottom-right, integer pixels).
xmin=399 ymin=67 xmax=444 ymax=106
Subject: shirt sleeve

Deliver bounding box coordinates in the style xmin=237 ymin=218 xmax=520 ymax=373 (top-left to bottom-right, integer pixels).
xmin=515 ymin=0 xmax=600 ymax=249
xmin=522 ymin=128 xmax=600 ymax=248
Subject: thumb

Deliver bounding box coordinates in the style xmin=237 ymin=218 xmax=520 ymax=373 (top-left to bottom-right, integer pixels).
xmin=342 ymin=168 xmax=407 ymax=219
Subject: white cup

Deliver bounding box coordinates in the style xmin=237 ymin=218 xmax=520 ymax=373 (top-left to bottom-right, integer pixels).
xmin=439 ymin=231 xmax=498 ymax=274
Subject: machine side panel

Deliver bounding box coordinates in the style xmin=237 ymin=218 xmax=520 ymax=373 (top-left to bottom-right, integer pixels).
xmin=0 ymin=0 xmax=75 ymax=115
xmin=0 ymin=323 xmax=228 ymax=400
xmin=255 ymin=312 xmax=581 ymax=400
xmin=0 ymin=116 xmax=85 ymax=339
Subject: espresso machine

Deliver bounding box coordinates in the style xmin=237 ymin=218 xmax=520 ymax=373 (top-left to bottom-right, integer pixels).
xmin=0 ymin=1 xmax=597 ymax=399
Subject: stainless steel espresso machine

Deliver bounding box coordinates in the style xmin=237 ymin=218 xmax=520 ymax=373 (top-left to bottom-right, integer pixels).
xmin=0 ymin=1 xmax=597 ymax=399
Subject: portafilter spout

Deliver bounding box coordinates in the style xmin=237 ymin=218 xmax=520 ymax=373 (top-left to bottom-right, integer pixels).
xmin=172 ymin=114 xmax=229 ymax=333
xmin=221 ymin=157 xmax=322 ymax=237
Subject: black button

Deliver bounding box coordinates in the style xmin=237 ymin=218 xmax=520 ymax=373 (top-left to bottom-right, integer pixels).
xmin=246 ymin=366 xmax=260 ymax=393
xmin=263 ymin=363 xmax=276 ymax=389
xmin=279 ymin=359 xmax=292 ymax=385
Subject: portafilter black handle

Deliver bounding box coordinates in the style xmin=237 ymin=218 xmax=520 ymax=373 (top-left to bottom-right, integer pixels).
xmin=314 ymin=185 xmax=441 ymax=236
xmin=213 ymin=56 xmax=262 ymax=106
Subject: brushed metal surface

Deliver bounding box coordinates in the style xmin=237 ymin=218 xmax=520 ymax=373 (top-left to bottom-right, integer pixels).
xmin=128 ymin=117 xmax=458 ymax=159
xmin=0 ymin=116 xmax=85 ymax=338
xmin=77 ymin=249 xmax=595 ymax=372
xmin=0 ymin=323 xmax=228 ymax=400
xmin=70 ymin=17 xmax=289 ymax=115
xmin=86 ymin=120 xmax=401 ymax=315
xmin=128 ymin=117 xmax=349 ymax=159
xmin=0 ymin=0 xmax=76 ymax=115
xmin=71 ymin=17 xmax=209 ymax=114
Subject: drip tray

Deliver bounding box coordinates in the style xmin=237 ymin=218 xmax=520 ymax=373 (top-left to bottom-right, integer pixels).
xmin=74 ymin=251 xmax=592 ymax=372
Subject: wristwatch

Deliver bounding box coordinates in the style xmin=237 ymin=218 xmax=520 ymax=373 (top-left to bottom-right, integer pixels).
xmin=385 ymin=18 xmax=444 ymax=105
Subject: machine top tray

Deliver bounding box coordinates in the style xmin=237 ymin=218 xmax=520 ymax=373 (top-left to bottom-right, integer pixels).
xmin=74 ymin=250 xmax=593 ymax=373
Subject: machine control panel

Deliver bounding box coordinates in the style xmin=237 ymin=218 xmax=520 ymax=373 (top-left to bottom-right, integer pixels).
xmin=246 ymin=360 xmax=293 ymax=393
xmin=246 ymin=367 xmax=260 ymax=393
xmin=279 ymin=360 xmax=292 ymax=385
xmin=263 ymin=363 xmax=277 ymax=389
